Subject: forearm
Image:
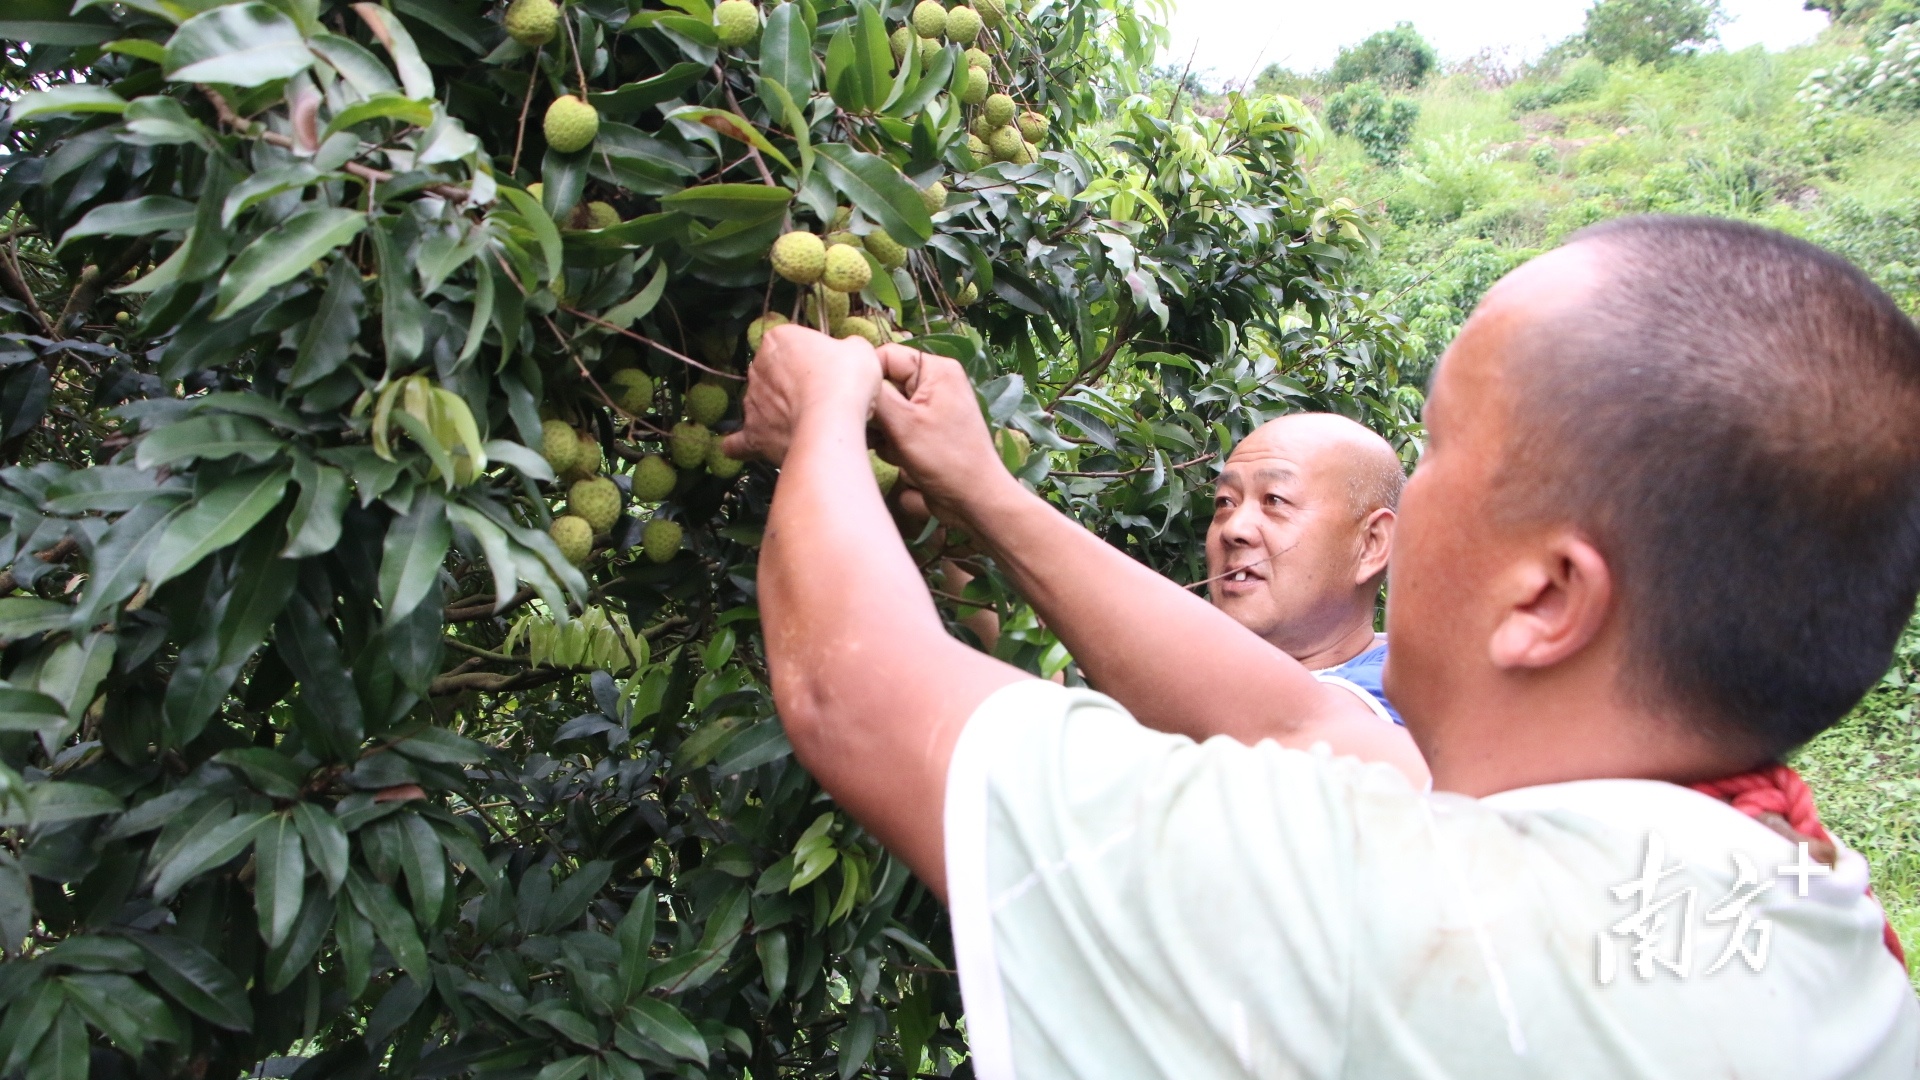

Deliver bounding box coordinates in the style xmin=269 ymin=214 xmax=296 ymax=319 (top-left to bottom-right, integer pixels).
xmin=761 ymin=407 xmax=1022 ymax=896
xmin=949 ymin=475 xmax=1332 ymax=745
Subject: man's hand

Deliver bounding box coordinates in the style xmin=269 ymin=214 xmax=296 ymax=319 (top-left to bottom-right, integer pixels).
xmin=721 ymin=325 xmax=883 ymax=466
xmin=874 ymin=345 xmax=1009 ymax=524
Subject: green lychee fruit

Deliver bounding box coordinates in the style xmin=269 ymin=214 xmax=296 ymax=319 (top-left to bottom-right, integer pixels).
xmin=541 ymin=419 xmax=580 ymax=475
xmin=870 ymin=450 xmax=900 ymax=494
xmin=583 ymin=201 xmax=621 ymax=229
xmin=570 ymin=476 xmax=622 ymax=534
xmin=829 ymin=205 xmax=853 ymax=231
xmin=747 ymin=312 xmax=787 ymax=352
xmin=911 ymin=0 xmax=946 ymax=38
xmin=630 ymin=454 xmax=677 ymax=501
xmin=917 ymin=35 xmax=940 ymax=63
xmin=946 ymin=4 xmax=981 ymax=43
xmin=527 ymin=181 xmax=544 ymax=202
xmin=919 ymin=181 xmax=948 ymax=214
xmin=505 ymin=0 xmax=559 ymax=46
xmin=610 ymin=368 xmax=653 ymax=415
xmin=891 ymin=24 xmax=912 ymax=61
xmin=864 ymin=229 xmax=906 ymax=268
xmin=823 ymin=244 xmax=872 ymax=293
xmin=686 ymin=382 xmax=729 ymax=427
xmin=838 ymin=316 xmax=884 ymax=347
xmin=566 ymin=431 xmax=603 ymax=481
xmin=969 ymin=111 xmax=997 ymax=140
xmin=544 ymin=95 xmax=599 ymax=154
xmin=1018 ymin=110 xmax=1048 ymax=143
xmin=983 ymin=92 xmax=1015 ymax=128
xmin=965 ymin=133 xmax=990 ymax=160
xmin=987 ymin=124 xmax=1023 ymax=162
xmin=965 ymin=46 xmax=991 ymax=69
xmin=977 ymin=0 xmax=1006 ymax=27
xmin=771 ymin=231 xmax=826 ymax=284
xmin=669 ymin=421 xmax=712 ymax=468
xmin=807 ymin=288 xmax=852 ymax=333
xmin=956 ymin=280 xmax=979 ymax=305
xmin=714 ymin=0 xmax=759 ymax=46
xmin=995 ymin=427 xmax=1031 ymax=469
xmin=1018 ymin=140 xmax=1039 ymax=165
xmin=823 ymin=229 xmax=860 ymax=250
xmin=706 ymin=440 xmax=745 ymax=479
xmin=961 ymin=66 xmax=990 ymax=104
xmin=550 ymin=514 xmax=594 ymax=565
xmin=642 ymin=519 xmax=683 ymax=563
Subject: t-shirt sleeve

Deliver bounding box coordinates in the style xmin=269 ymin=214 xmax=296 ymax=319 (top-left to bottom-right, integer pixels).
xmin=944 ymin=679 xmax=1415 ymax=1080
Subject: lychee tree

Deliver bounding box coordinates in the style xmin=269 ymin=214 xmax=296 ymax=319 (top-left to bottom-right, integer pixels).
xmin=0 ymin=0 xmax=1417 ymax=1076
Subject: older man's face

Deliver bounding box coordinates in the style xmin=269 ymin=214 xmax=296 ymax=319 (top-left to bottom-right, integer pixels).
xmin=1205 ymin=421 xmax=1381 ymax=653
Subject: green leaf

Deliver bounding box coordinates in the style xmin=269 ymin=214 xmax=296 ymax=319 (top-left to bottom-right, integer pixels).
xmin=308 ymin=32 xmax=399 ymax=97
xmin=134 ymin=413 xmax=285 ymax=470
xmin=854 ymin=1 xmax=894 ymax=105
xmin=397 ymin=812 xmax=445 ymax=922
xmin=290 ymin=257 xmax=365 ymax=389
xmin=5 ymin=86 xmax=124 ymax=124
xmin=284 ymin=457 xmax=350 ymax=558
xmin=221 ymin=163 xmax=324 ymax=227
xmin=292 ymin=802 xmax=349 ymax=894
xmin=0 ymin=981 xmax=62 ymax=1073
xmin=0 ymin=781 xmax=120 ymax=827
xmin=42 ymin=936 xmax=142 ymax=972
xmin=0 ymin=21 xmax=116 ymax=47
xmin=379 ymin=489 xmax=451 ymax=625
xmin=61 ymin=973 xmax=179 ymax=1054
xmin=0 ymin=854 xmax=32 ymax=957
xmin=264 ymin=887 xmax=334 ymax=994
xmin=165 ymin=535 xmax=297 ymax=744
xmin=0 ymin=688 xmax=69 ymax=734
xmin=145 ymin=467 xmax=292 ymax=587
xmin=816 ymin=143 xmax=933 ymax=244
xmin=69 ymin=500 xmax=178 ymax=628
xmin=0 ymin=598 xmax=71 ymax=641
xmin=758 ymin=76 xmax=814 ymax=182
xmin=389 ymin=725 xmax=488 ymax=763
xmin=210 ymin=748 xmax=306 ymax=800
xmin=27 ymin=1005 xmax=85 ymax=1080
xmin=759 ymin=2 xmax=813 ymax=115
xmin=164 ymin=3 xmax=313 ymax=87
xmin=663 ymin=107 xmax=794 ymax=172
xmin=623 ymin=999 xmax=709 ymax=1065
xmin=43 ymin=465 xmax=180 ymax=514
xmin=498 ymin=187 xmax=563 ymax=287
xmin=886 ymin=45 xmax=954 ymax=118
xmin=58 ymin=197 xmax=195 ymax=249
xmin=354 ymin=2 xmax=434 ymax=100
xmin=825 ymin=27 xmax=862 ymax=112
xmin=602 ymin=263 xmax=669 ymax=329
xmin=346 ymin=871 xmax=429 ymax=983
xmin=149 ymin=809 xmax=269 ymax=901
xmin=132 ymin=934 xmax=253 ymax=1032
xmin=254 ymin=814 xmax=306 ymax=948
xmin=588 ymin=63 xmax=710 ymax=121
xmin=214 ymin=207 xmax=366 ymax=319
xmin=324 ymin=92 xmax=436 ymax=139
xmin=535 ymin=1057 xmax=593 ymax=1080
xmin=528 ymin=1001 xmax=602 ymax=1048
xmin=660 ymin=184 xmax=794 ymax=221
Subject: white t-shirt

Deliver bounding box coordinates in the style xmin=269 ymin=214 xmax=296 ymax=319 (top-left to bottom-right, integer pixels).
xmin=943 ymin=680 xmax=1920 ymax=1079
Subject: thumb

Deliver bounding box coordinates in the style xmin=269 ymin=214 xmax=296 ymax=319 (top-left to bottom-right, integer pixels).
xmin=720 ymin=430 xmax=755 ymax=461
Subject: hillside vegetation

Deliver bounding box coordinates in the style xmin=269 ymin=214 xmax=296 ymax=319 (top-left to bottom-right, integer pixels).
xmin=1280 ymin=8 xmax=1920 ymax=973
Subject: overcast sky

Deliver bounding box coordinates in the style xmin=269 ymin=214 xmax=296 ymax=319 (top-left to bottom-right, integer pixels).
xmin=1162 ymin=0 xmax=1833 ymax=88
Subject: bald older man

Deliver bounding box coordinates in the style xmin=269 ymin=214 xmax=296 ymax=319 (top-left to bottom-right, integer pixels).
xmin=1208 ymin=414 xmax=1406 ymax=724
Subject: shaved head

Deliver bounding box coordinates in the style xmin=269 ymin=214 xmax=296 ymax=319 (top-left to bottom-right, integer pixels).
xmin=1492 ymin=216 xmax=1920 ymax=756
xmin=1207 ymin=412 xmax=1405 ymax=666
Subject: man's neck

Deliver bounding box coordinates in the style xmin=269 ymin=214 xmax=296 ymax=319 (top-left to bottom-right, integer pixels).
xmin=1286 ymin=616 xmax=1381 ymax=672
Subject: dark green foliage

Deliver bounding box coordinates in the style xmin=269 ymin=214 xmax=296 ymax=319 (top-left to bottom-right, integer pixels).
xmin=1328 ymin=22 xmax=1437 ymax=91
xmin=0 ymin=0 xmax=1420 ymax=1075
xmin=1508 ymin=56 xmax=1611 ymax=113
xmin=1582 ymin=0 xmax=1727 ymax=67
xmin=1325 ymin=81 xmax=1421 ymax=166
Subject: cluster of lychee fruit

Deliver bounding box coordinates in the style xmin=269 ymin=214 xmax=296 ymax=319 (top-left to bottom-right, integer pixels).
xmin=763 ymin=187 xmax=942 ymax=346
xmin=540 ymin=368 xmax=745 ymax=568
xmin=890 ymin=0 xmax=1008 ymax=71
xmin=501 ymin=0 xmax=603 ymax=155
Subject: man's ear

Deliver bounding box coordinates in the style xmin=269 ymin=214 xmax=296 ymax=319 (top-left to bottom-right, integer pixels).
xmin=1354 ymin=507 xmax=1394 ymax=587
xmin=1487 ymin=533 xmax=1612 ymax=670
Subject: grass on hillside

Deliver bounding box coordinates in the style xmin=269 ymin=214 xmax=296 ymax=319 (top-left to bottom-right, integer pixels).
xmin=1291 ymin=33 xmax=1920 ymax=983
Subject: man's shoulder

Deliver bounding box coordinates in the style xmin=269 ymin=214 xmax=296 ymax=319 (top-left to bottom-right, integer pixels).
xmin=1316 ymin=637 xmax=1401 ymax=724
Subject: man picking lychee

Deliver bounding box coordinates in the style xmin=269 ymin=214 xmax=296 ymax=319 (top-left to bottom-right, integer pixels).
xmin=723 ymin=216 xmax=1920 ymax=1077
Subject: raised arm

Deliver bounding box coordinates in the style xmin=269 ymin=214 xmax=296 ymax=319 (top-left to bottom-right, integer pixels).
xmin=721 ymin=327 xmax=1027 ymax=899
xmin=873 ymin=348 xmax=1428 ymax=784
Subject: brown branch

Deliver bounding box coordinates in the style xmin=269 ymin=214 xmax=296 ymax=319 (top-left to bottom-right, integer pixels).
xmin=430 ymin=668 xmax=566 ymax=697
xmin=0 ymin=247 xmax=53 ymax=337
xmin=1044 ymin=315 xmax=1133 ymax=409
xmin=716 ymin=66 xmax=779 ymax=187
xmin=55 ymin=239 xmax=149 ymax=332
xmin=0 ymin=536 xmax=79 ymax=596
xmin=559 ymin=306 xmax=745 ymax=380
xmin=444 ymin=585 xmax=538 ymax=622
xmin=1051 ymin=452 xmax=1214 ymax=478
xmin=441 ymin=637 xmax=524 ymax=664
xmin=510 ymin=59 xmax=541 ymax=178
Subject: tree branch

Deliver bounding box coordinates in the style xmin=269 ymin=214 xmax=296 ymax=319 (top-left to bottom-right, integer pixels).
xmin=444 ymin=586 xmax=538 ymax=622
